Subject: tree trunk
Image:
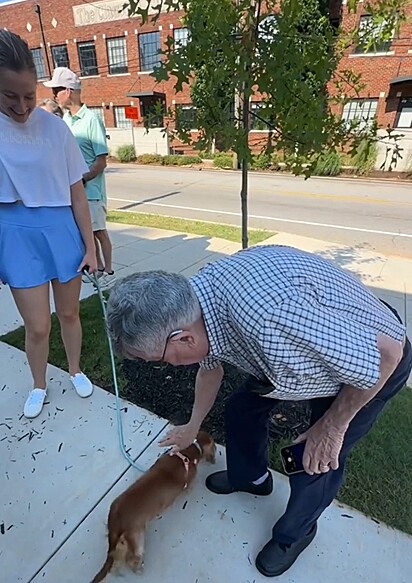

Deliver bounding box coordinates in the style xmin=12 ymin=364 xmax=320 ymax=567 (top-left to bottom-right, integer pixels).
xmin=240 ymin=88 xmax=249 ymax=249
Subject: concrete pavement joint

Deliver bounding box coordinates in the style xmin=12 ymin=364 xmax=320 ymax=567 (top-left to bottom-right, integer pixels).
xmin=27 ymin=420 xmax=169 ymax=583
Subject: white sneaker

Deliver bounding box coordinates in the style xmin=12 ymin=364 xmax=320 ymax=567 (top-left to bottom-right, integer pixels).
xmin=99 ymin=272 xmax=116 ymax=289
xmin=23 ymin=388 xmax=47 ymax=419
xmin=70 ymin=372 xmax=94 ymax=398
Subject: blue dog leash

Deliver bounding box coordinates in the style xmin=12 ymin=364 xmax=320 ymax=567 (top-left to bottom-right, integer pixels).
xmin=82 ymin=270 xmax=147 ymax=473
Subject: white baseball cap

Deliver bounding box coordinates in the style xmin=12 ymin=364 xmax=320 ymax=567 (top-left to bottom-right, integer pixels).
xmin=43 ymin=67 xmax=81 ymax=90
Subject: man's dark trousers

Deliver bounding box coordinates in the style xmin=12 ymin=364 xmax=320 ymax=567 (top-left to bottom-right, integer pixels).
xmin=225 ymin=338 xmax=412 ymax=545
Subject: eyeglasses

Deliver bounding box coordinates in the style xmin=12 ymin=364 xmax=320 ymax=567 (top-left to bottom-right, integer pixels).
xmin=52 ymin=86 xmax=68 ymax=98
xmin=154 ymin=329 xmax=183 ymax=369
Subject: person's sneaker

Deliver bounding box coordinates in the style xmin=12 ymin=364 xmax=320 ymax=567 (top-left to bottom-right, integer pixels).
xmin=206 ymin=470 xmax=273 ymax=496
xmin=23 ymin=388 xmax=47 ymax=419
xmin=99 ymin=272 xmax=116 ymax=289
xmin=70 ymin=373 xmax=94 ymax=398
xmin=255 ymin=523 xmax=318 ymax=577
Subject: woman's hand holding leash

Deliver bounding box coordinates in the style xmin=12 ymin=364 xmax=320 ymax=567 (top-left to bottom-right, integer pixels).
xmin=78 ymin=249 xmax=97 ymax=274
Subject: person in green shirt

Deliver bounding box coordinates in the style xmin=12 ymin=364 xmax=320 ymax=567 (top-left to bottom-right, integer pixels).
xmin=44 ymin=68 xmax=115 ymax=288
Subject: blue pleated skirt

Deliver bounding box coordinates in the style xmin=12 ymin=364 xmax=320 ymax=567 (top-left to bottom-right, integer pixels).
xmin=0 ymin=203 xmax=84 ymax=289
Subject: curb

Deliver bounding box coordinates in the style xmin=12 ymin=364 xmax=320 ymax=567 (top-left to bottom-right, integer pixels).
xmin=107 ymin=162 xmax=412 ymax=186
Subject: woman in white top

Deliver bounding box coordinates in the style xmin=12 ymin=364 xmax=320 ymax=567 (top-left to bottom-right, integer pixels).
xmin=0 ymin=30 xmax=98 ymax=418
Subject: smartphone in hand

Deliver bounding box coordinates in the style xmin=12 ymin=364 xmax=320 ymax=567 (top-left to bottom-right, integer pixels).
xmin=280 ymin=442 xmax=306 ymax=475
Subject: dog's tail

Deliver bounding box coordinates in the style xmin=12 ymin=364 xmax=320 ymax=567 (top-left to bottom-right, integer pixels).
xmin=90 ymin=532 xmax=128 ymax=583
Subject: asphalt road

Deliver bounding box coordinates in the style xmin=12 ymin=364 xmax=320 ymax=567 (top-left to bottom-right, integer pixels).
xmin=106 ymin=165 xmax=412 ymax=257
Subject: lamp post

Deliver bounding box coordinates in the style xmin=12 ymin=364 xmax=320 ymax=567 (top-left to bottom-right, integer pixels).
xmin=34 ymin=4 xmax=52 ymax=78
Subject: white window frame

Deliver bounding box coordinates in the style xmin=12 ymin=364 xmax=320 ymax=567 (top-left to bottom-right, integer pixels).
xmin=138 ymin=32 xmax=161 ymax=72
xmin=51 ymin=45 xmax=70 ymax=69
xmin=114 ymin=106 xmax=133 ymax=129
xmin=354 ymin=14 xmax=394 ymax=55
xmin=395 ymin=99 xmax=412 ymax=129
xmin=174 ymin=28 xmax=189 ymax=51
xmin=77 ymin=41 xmax=99 ymax=77
xmin=341 ymin=99 xmax=378 ymax=130
xmin=106 ymin=37 xmax=128 ymax=75
xmin=31 ymin=48 xmax=48 ymax=81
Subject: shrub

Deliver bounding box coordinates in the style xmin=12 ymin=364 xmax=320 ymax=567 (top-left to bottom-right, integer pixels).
xmin=313 ymin=150 xmax=342 ymax=176
xmin=162 ymin=155 xmax=181 ymax=166
xmin=136 ymin=153 xmax=163 ymax=165
xmin=213 ymin=153 xmax=233 ymax=169
xmin=351 ymin=139 xmax=378 ymax=175
xmin=163 ymin=155 xmax=202 ymax=166
xmin=178 ymin=155 xmax=202 ymax=165
xmin=116 ymin=145 xmax=136 ymax=163
xmin=251 ymin=152 xmax=272 ymax=170
xmin=213 ymin=151 xmax=233 ymax=160
xmin=198 ymin=149 xmax=214 ymax=159
xmin=271 ymin=152 xmax=283 ymax=170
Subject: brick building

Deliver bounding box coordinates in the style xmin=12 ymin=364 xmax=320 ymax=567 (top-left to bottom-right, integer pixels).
xmin=1 ymin=0 xmax=412 ymax=157
xmin=0 ymin=0 xmax=191 ymax=134
xmin=337 ymin=0 xmax=412 ymax=132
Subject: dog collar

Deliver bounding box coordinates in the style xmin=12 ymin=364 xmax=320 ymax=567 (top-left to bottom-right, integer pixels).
xmin=193 ymin=439 xmax=203 ymax=455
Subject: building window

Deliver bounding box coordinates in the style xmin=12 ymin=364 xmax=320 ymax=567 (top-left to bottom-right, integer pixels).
xmin=176 ymin=104 xmax=197 ymax=130
xmin=77 ymin=41 xmax=98 ymax=77
xmin=395 ymin=99 xmax=412 ymax=128
xmin=250 ymin=102 xmax=274 ymax=130
xmin=88 ymin=107 xmax=105 ymax=123
xmin=114 ymin=106 xmax=133 ymax=129
xmin=51 ymin=45 xmax=70 ymax=69
xmin=140 ymin=98 xmax=164 ymax=127
xmin=106 ymin=37 xmax=128 ymax=75
xmin=31 ymin=48 xmax=47 ymax=81
xmin=174 ymin=28 xmax=189 ymax=51
xmin=341 ymin=99 xmax=378 ymax=130
xmin=138 ymin=32 xmax=161 ymax=72
xmin=355 ymin=15 xmax=393 ymax=54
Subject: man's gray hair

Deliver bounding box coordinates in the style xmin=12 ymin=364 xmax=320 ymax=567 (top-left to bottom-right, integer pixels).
xmin=106 ymin=271 xmax=201 ymax=357
xmin=38 ymin=98 xmax=64 ymax=118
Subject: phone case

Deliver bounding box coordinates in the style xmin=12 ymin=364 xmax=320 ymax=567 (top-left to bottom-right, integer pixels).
xmin=280 ymin=443 xmax=306 ymax=475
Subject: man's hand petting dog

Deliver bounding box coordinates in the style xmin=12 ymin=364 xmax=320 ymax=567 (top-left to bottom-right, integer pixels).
xmin=294 ymin=418 xmax=346 ymax=476
xmin=158 ymin=422 xmax=199 ymax=454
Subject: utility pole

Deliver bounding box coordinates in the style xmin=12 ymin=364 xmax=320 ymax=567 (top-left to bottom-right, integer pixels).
xmin=34 ymin=4 xmax=52 ymax=78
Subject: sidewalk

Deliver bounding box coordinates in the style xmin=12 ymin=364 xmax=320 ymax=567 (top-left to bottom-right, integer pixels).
xmin=1 ymin=223 xmax=412 ymax=583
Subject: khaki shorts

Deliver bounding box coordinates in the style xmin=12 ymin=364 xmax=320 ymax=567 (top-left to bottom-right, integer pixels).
xmin=88 ymin=200 xmax=107 ymax=232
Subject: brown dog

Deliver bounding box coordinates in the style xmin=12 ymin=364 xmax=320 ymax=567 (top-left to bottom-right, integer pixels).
xmin=91 ymin=430 xmax=216 ymax=582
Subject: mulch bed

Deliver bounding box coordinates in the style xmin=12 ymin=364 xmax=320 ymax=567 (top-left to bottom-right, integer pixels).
xmin=122 ymin=360 xmax=310 ymax=445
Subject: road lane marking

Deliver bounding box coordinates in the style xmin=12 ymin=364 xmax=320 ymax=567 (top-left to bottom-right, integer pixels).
xmin=107 ymin=178 xmax=412 ymax=205
xmin=108 ymin=197 xmax=412 ymax=239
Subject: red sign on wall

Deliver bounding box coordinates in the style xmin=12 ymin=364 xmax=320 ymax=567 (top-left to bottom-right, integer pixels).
xmin=125 ymin=106 xmax=140 ymax=120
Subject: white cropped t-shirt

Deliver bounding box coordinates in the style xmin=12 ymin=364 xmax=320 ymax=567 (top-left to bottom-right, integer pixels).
xmin=0 ymin=107 xmax=88 ymax=207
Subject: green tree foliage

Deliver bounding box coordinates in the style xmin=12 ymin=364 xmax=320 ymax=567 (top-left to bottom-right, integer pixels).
xmin=127 ymin=0 xmax=407 ymax=246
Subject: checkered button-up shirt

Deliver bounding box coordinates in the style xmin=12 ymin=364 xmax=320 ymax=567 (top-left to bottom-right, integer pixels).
xmin=189 ymin=246 xmax=406 ymax=400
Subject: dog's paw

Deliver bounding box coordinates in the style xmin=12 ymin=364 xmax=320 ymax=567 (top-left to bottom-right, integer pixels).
xmin=129 ymin=557 xmax=144 ymax=574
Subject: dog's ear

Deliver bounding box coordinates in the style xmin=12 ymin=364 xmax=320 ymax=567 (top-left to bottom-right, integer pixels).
xmin=196 ymin=431 xmax=216 ymax=463
xmin=203 ymin=441 xmax=216 ymax=464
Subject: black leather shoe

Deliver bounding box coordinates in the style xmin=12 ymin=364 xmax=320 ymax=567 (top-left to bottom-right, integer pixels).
xmin=205 ymin=470 xmax=273 ymax=496
xmin=255 ymin=524 xmax=317 ymax=577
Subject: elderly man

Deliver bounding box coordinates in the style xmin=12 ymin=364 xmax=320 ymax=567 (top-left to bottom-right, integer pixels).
xmin=107 ymin=245 xmax=411 ymax=577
